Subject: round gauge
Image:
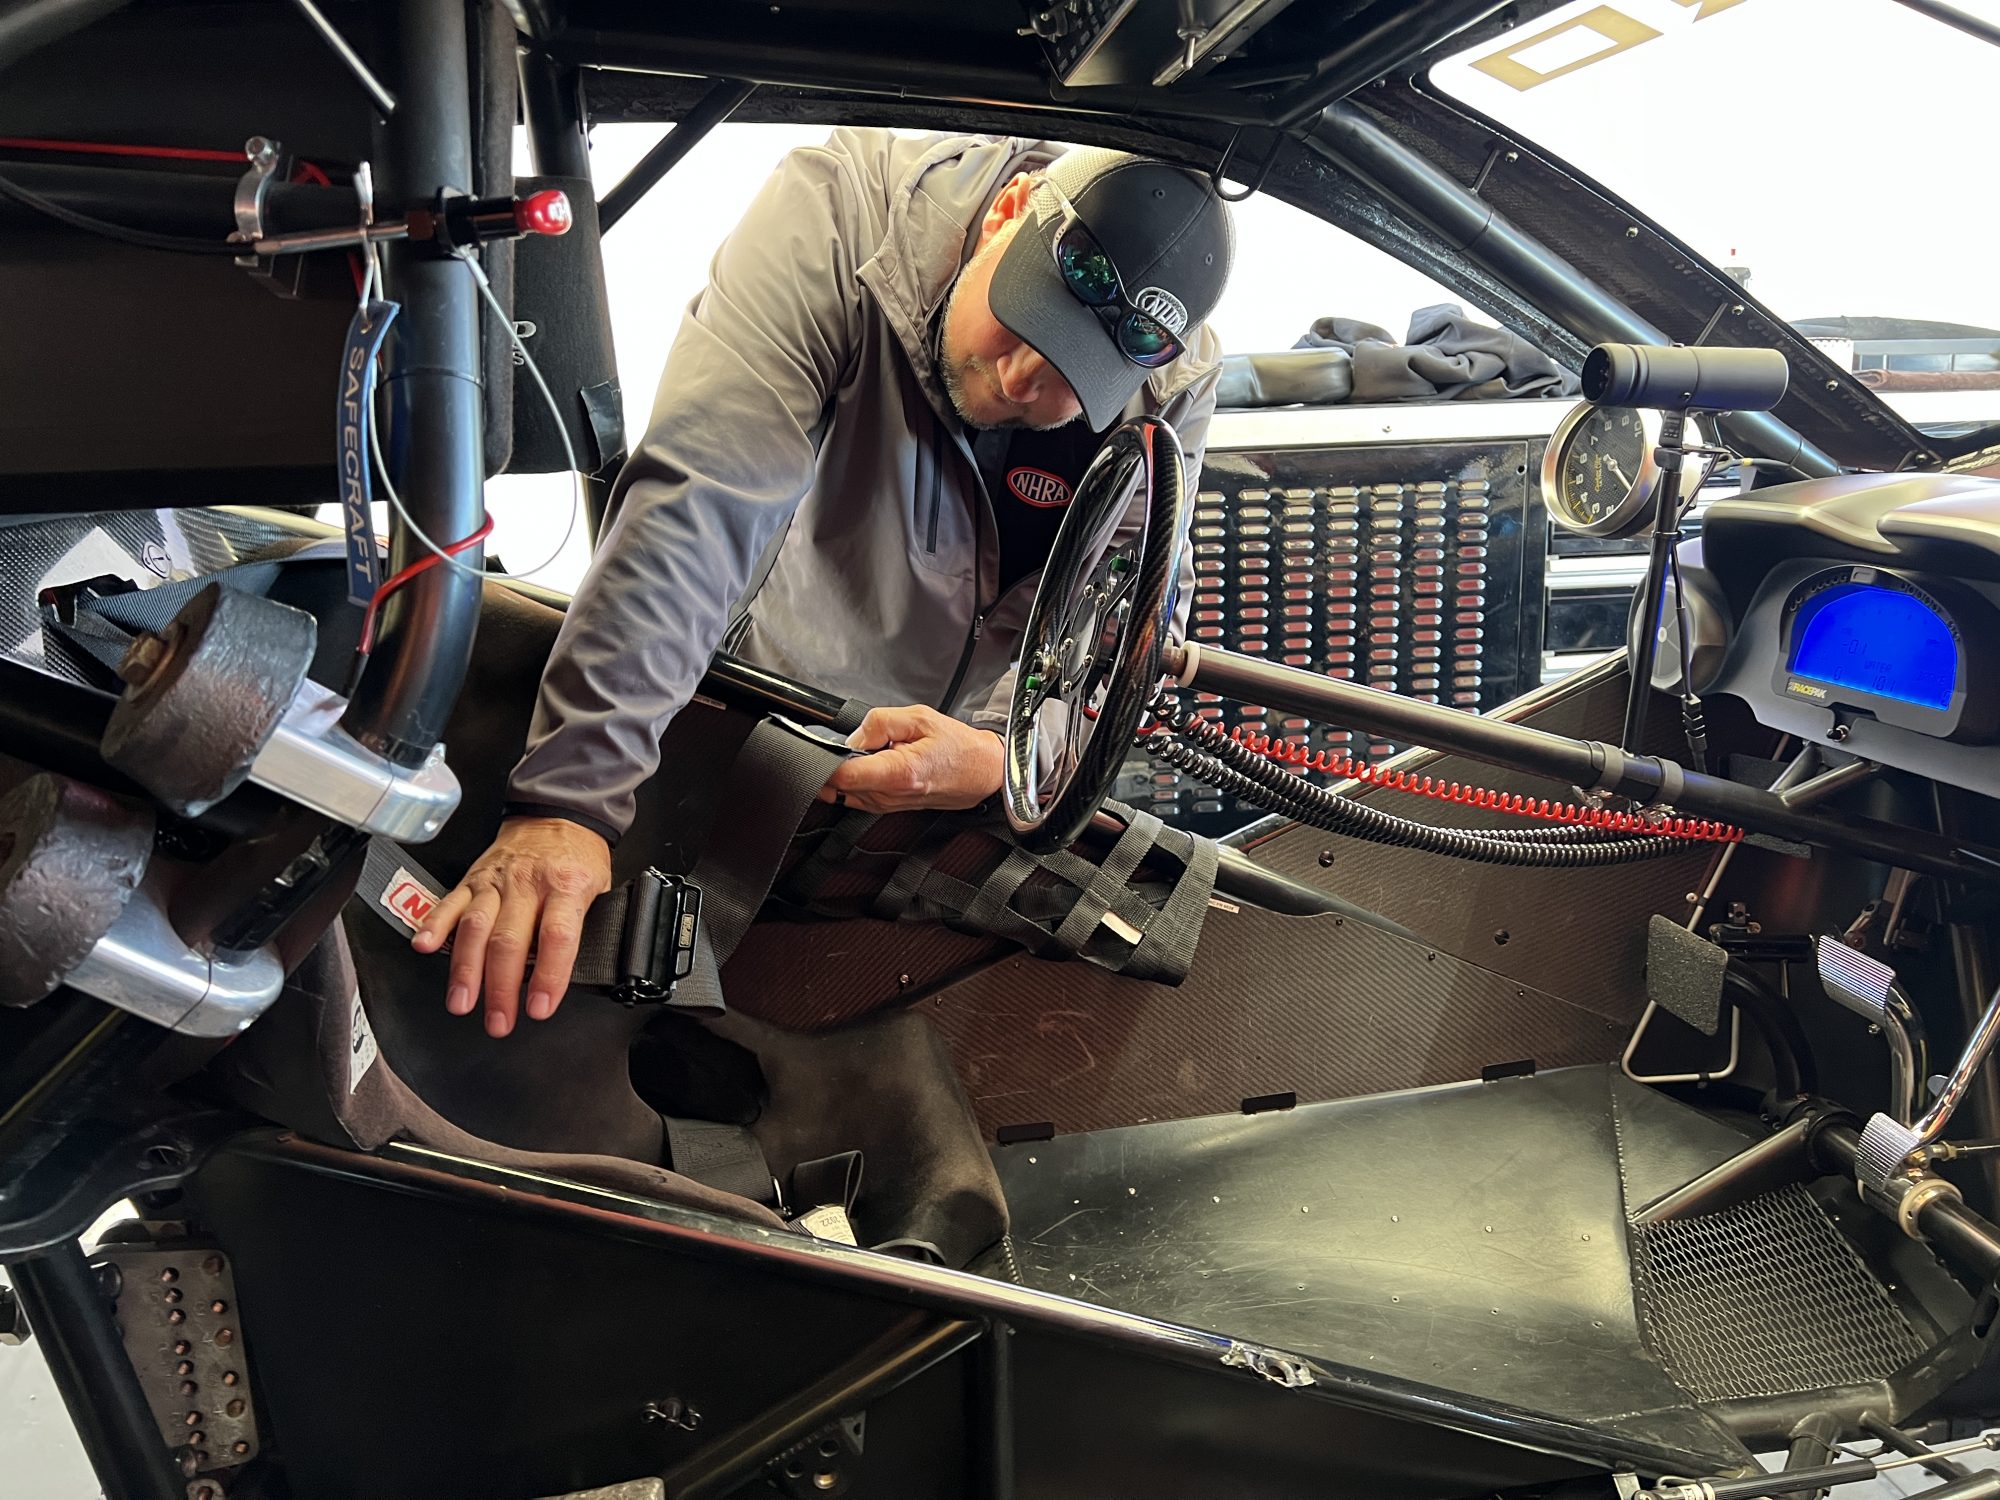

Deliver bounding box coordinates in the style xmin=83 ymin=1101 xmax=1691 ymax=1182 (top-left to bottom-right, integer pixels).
xmin=1540 ymin=403 xmax=1664 ymax=538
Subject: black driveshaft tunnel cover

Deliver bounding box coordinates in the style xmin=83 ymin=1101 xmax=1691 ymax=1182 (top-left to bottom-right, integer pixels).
xmin=0 ymin=773 xmax=154 ymax=1007
xmin=100 ymin=584 xmax=317 ymax=817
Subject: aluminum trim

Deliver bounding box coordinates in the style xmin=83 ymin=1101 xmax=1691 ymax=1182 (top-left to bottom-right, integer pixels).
xmin=250 ymin=679 xmax=460 ymax=842
xmin=66 ymin=868 xmax=283 ymax=1037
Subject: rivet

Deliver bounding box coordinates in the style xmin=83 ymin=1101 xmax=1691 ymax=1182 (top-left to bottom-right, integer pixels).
xmin=1317 ymin=850 xmax=1334 ymax=867
xmin=215 ymin=1328 xmax=234 ymax=1346
xmin=1625 ymin=226 xmax=1639 ymax=238
xmin=179 ymin=1380 xmax=197 ymax=1396
xmin=221 ymin=1371 xmax=239 ymax=1386
xmin=163 ymin=1288 xmax=182 ymax=1304
xmin=159 ymin=1268 xmax=179 ymax=1285
xmin=813 ymin=1473 xmax=837 ymax=1491
xmin=232 ymin=1440 xmax=251 ymax=1456
xmin=184 ymin=1411 xmax=202 ymax=1427
xmin=1492 ymin=929 xmax=1510 ymax=945
xmin=202 ymin=1256 xmax=224 ymax=1275
xmin=168 ymin=1310 xmax=186 ymax=1325
xmin=175 ymin=1361 xmax=194 ymax=1376
xmin=173 ymin=1341 xmax=192 ymax=1356
xmin=210 ymin=1300 xmax=227 ymax=1315
xmin=1484 ymin=1224 xmax=1493 ymax=1233
xmin=226 ymin=1398 xmax=245 ymax=1418
xmin=188 ymin=1433 xmax=207 ymax=1449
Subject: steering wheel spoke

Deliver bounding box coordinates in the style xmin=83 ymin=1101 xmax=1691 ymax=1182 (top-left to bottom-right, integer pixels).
xmin=1002 ymin=417 xmax=1191 ymax=853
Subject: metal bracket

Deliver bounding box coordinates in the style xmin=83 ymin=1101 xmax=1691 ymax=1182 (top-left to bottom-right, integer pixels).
xmin=250 ymin=678 xmax=461 ymax=843
xmin=65 ymin=865 xmax=283 ymax=1037
xmin=94 ymin=1243 xmax=261 ymax=1476
xmin=230 ymin=137 xmax=303 ymax=298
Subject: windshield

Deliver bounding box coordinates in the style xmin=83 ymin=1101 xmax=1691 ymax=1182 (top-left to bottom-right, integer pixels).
xmin=1431 ymin=0 xmax=2000 ymax=433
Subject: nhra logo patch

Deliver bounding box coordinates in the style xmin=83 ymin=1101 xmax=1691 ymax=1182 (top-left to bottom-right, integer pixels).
xmin=1134 ymin=285 xmax=1189 ymax=336
xmin=379 ymin=867 xmax=442 ymax=932
xmin=1007 ymin=466 xmax=1072 ymax=509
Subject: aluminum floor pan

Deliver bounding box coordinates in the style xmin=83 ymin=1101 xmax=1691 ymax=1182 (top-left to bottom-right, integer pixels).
xmin=992 ymin=1065 xmax=1767 ymax=1460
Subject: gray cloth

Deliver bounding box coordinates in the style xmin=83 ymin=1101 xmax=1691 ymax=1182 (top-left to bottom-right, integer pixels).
xmin=1215 ymin=302 xmax=1577 ymax=408
xmin=509 ymin=129 xmax=1222 ymax=840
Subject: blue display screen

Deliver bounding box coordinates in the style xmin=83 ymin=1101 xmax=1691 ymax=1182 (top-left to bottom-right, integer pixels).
xmin=1790 ymin=583 xmax=1957 ymax=711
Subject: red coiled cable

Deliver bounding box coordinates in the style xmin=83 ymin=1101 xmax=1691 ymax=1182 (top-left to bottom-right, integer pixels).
xmin=1221 ymin=723 xmax=1742 ymax=844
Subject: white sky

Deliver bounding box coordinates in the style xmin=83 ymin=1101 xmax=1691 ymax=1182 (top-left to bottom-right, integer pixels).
xmin=1432 ymin=0 xmax=2000 ymax=329
xmin=478 ymin=0 xmax=2000 ymax=588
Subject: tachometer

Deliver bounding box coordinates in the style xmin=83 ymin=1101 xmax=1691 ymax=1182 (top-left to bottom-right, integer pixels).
xmin=1540 ymin=403 xmax=1663 ymax=538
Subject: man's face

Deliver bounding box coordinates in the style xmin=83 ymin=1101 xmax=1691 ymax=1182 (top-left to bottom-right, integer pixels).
xmin=938 ymin=176 xmax=1085 ymax=433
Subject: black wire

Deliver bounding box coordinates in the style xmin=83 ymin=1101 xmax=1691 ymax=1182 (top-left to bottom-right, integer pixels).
xmin=1155 ymin=709 xmax=1696 ymax=868
xmin=0 ymin=170 xmax=241 ymax=255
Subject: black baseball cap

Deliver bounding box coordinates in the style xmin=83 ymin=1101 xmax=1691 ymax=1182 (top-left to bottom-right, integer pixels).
xmin=989 ymin=146 xmax=1234 ymax=431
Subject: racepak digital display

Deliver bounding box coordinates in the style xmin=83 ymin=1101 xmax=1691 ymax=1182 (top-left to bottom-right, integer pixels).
xmin=1790 ymin=582 xmax=1957 ymax=711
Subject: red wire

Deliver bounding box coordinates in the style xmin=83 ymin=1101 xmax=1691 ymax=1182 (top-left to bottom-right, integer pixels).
xmin=357 ymin=514 xmax=494 ymax=654
xmin=1146 ymin=716 xmax=1742 ymax=844
xmin=0 ymin=137 xmax=247 ymax=164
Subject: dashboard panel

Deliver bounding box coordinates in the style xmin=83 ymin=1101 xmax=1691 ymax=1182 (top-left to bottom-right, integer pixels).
xmin=1660 ymin=472 xmax=2000 ymax=799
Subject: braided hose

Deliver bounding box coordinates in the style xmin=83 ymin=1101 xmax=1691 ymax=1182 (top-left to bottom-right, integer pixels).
xmin=1154 ymin=708 xmax=1709 ymax=868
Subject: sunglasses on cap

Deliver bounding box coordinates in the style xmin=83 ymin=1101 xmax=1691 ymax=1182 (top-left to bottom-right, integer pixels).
xmin=1043 ymin=180 xmax=1185 ymax=370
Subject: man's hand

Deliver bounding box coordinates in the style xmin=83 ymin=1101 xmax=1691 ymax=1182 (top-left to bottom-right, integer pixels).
xmin=412 ymin=816 xmax=612 ymax=1038
xmin=819 ymin=705 xmax=1004 ymax=813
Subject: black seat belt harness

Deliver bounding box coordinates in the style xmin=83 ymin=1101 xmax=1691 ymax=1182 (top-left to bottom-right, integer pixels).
xmin=615 ymin=868 xmax=703 ymax=1007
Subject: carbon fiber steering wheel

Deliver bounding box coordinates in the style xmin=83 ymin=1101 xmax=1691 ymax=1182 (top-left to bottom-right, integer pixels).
xmin=1002 ymin=415 xmax=1190 ymax=854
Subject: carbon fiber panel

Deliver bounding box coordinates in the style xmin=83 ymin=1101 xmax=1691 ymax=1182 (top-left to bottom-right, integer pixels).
xmin=1242 ymin=662 xmax=1736 ymax=1031
xmin=0 ymin=509 xmax=304 ymax=682
xmin=930 ymin=897 xmax=1637 ymax=1140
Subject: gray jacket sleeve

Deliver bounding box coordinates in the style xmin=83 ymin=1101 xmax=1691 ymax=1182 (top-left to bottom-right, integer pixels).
xmin=966 ymin=326 xmax=1221 ymax=744
xmin=505 ymin=147 xmax=864 ymax=842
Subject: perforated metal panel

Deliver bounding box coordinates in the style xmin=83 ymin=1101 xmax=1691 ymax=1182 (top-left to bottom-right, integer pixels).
xmin=1121 ymin=440 xmax=1543 ymax=836
xmin=1632 ymin=1185 xmax=1927 ymax=1402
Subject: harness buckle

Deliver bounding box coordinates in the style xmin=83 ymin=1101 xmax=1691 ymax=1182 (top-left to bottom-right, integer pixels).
xmin=614 ymin=868 xmax=703 ymax=1006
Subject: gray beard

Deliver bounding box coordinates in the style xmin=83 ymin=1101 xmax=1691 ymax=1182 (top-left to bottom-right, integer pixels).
xmin=937 ymin=261 xmax=1076 ymax=434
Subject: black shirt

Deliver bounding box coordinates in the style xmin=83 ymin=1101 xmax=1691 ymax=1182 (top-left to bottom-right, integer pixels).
xmin=968 ymin=418 xmax=1107 ymax=596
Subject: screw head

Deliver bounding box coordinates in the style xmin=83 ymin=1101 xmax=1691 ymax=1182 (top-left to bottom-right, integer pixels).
xmin=117 ymin=632 xmax=171 ymax=688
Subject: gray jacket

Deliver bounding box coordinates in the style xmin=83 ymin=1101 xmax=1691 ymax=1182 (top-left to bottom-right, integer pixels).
xmin=508 ymin=129 xmax=1220 ymax=841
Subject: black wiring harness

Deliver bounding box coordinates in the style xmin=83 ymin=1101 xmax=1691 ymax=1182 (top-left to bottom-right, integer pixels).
xmin=1150 ymin=704 xmax=1703 ymax=867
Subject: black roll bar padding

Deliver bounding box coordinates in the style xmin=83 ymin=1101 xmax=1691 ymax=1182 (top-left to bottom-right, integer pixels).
xmin=518 ymin=49 xmax=590 ymax=180
xmin=6 ymin=1239 xmax=184 ymax=1500
xmin=1175 ymin=641 xmax=2000 ymax=887
xmin=338 ymin=0 xmax=489 ymax=767
xmin=1302 ymin=104 xmax=1839 ymax=479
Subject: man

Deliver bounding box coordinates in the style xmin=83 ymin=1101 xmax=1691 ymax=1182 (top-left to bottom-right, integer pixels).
xmin=414 ymin=130 xmax=1234 ymax=1036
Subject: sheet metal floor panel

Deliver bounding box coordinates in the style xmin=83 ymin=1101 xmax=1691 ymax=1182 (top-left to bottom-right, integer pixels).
xmin=993 ymin=1066 xmax=1754 ymax=1444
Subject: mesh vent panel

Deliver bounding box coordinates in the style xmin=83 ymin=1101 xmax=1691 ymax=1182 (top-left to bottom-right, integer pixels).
xmin=1633 ymin=1185 xmax=1925 ymax=1401
xmin=1118 ymin=442 xmax=1539 ymax=838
